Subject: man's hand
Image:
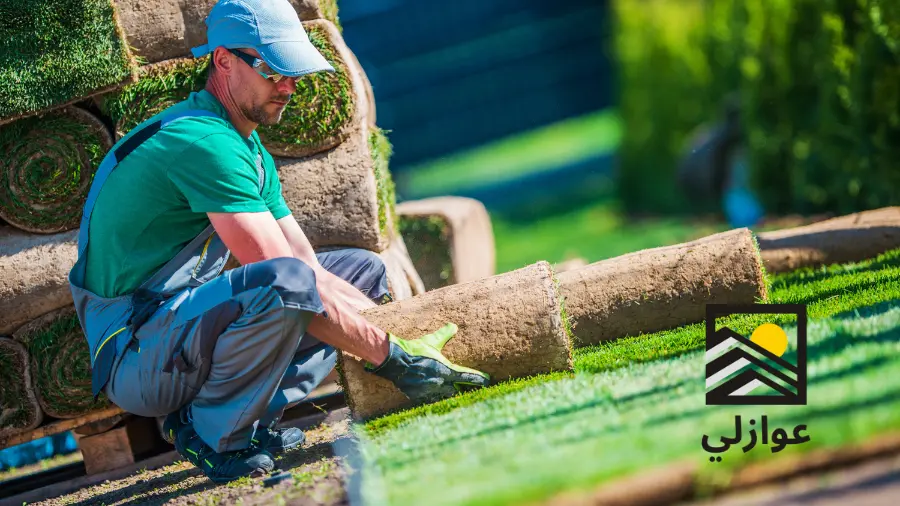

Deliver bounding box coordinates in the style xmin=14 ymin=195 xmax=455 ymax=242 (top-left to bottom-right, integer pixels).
xmin=365 ymin=323 xmax=490 ymax=404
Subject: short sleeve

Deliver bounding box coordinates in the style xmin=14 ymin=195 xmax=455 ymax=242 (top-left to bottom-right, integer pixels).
xmin=167 ymin=134 xmax=269 ymax=214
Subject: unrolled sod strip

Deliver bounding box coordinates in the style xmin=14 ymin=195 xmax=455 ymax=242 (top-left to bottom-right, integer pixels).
xmin=0 ymin=338 xmax=43 ymax=439
xmin=337 ymin=261 xmax=573 ymax=420
xmin=258 ymin=19 xmax=364 ymax=158
xmin=757 ymin=206 xmax=900 ymax=273
xmin=13 ymin=308 xmax=110 ymax=419
xmin=0 ymin=226 xmax=78 ymax=336
xmin=559 ymin=228 xmax=768 ymax=347
xmin=397 ymin=196 xmax=496 ymax=291
xmin=275 ymin=124 xmax=397 ymax=252
xmin=114 ymin=0 xmax=340 ymax=64
xmin=0 ymin=107 xmax=113 ymax=233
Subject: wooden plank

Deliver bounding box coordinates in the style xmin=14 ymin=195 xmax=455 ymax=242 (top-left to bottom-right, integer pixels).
xmin=0 ymin=406 xmax=123 ymax=450
xmin=78 ymin=426 xmax=136 ymax=475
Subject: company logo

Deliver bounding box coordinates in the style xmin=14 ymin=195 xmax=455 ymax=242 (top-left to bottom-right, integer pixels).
xmin=705 ymin=304 xmax=807 ymax=406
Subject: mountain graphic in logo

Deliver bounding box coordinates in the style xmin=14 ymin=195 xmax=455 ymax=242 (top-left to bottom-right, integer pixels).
xmin=705 ymin=304 xmax=807 ymax=406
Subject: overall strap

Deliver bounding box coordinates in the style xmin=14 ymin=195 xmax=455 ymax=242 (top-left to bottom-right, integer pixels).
xmin=76 ymin=110 xmax=220 ymax=259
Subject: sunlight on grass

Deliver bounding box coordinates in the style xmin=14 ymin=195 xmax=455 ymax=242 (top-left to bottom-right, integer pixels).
xmin=358 ymin=248 xmax=900 ymax=506
xmin=400 ymin=109 xmax=621 ymax=197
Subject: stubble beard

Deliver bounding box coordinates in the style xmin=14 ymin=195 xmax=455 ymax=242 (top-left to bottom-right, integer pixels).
xmin=246 ymin=102 xmax=284 ymax=126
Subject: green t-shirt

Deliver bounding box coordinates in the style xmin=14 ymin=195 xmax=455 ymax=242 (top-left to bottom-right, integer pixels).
xmin=84 ymin=90 xmax=292 ymax=298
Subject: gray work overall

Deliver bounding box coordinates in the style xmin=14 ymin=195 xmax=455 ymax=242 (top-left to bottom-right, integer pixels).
xmin=69 ymin=109 xmax=389 ymax=452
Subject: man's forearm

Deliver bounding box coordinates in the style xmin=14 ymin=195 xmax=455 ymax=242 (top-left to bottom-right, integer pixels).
xmin=308 ymin=282 xmax=389 ymax=365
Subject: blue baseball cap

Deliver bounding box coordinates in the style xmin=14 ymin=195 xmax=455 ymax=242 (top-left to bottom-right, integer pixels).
xmin=190 ymin=0 xmax=335 ymax=77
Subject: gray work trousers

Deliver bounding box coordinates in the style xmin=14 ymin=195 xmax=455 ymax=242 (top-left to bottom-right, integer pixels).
xmin=106 ymin=249 xmax=388 ymax=452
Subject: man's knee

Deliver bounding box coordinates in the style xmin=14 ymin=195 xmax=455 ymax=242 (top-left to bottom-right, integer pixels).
xmin=348 ymin=249 xmax=389 ymax=299
xmin=233 ymin=257 xmax=323 ymax=311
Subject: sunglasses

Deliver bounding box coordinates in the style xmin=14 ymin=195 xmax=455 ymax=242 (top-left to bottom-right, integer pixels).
xmin=227 ymin=48 xmax=295 ymax=83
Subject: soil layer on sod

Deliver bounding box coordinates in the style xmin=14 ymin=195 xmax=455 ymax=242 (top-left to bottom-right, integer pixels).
xmin=338 ymin=261 xmax=572 ymax=420
xmin=13 ymin=307 xmax=110 ymax=419
xmin=0 ymin=338 xmax=43 ymax=438
xmin=758 ymin=206 xmax=900 ymax=273
xmin=559 ymin=227 xmax=768 ymax=346
xmin=378 ymin=233 xmax=426 ymax=301
xmin=0 ymin=0 xmax=137 ymax=123
xmin=0 ymin=226 xmax=78 ymax=335
xmin=257 ymin=20 xmax=360 ymax=159
xmin=274 ymin=124 xmax=397 ymax=252
xmin=354 ymin=247 xmax=900 ymax=506
xmin=0 ymin=107 xmax=114 ymax=233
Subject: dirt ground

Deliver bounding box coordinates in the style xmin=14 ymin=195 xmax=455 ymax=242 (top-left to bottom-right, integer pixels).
xmin=27 ymin=413 xmax=354 ymax=506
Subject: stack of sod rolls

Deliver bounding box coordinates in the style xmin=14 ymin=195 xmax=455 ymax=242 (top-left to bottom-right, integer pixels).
xmin=113 ymin=0 xmax=340 ymax=64
xmin=397 ymin=196 xmax=496 ymax=291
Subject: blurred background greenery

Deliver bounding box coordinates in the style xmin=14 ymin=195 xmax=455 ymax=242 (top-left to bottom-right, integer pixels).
xmin=340 ymin=0 xmax=900 ymax=271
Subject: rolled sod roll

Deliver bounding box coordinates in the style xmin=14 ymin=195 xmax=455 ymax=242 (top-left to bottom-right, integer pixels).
xmin=114 ymin=0 xmax=340 ymax=64
xmin=257 ymin=20 xmax=366 ymax=159
xmin=0 ymin=226 xmax=78 ymax=336
xmin=0 ymin=0 xmax=138 ymax=124
xmin=378 ymin=234 xmax=426 ymax=302
xmin=397 ymin=196 xmax=495 ymax=291
xmin=0 ymin=338 xmax=43 ymax=439
xmin=274 ymin=124 xmax=397 ymax=252
xmin=0 ymin=107 xmax=114 ymax=233
xmin=757 ymin=207 xmax=900 ymax=273
xmin=336 ymin=261 xmax=573 ymax=420
xmin=97 ymin=57 xmax=211 ymax=139
xmin=558 ymin=228 xmax=768 ymax=347
xmin=13 ymin=308 xmax=110 ymax=419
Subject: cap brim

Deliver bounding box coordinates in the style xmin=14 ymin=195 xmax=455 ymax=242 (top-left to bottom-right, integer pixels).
xmin=258 ymin=40 xmax=335 ymax=77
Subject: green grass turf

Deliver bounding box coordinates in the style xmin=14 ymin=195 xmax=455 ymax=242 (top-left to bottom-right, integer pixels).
xmin=17 ymin=312 xmax=109 ymax=418
xmin=400 ymin=109 xmax=621 ymax=197
xmin=0 ymin=107 xmax=111 ymax=231
xmin=99 ymin=57 xmax=210 ymax=137
xmin=370 ymin=126 xmax=398 ymax=237
xmin=398 ymin=215 xmax=454 ymax=290
xmin=0 ymin=340 xmax=34 ymax=432
xmin=0 ymin=0 xmax=136 ymax=120
xmin=356 ymin=248 xmax=900 ymax=506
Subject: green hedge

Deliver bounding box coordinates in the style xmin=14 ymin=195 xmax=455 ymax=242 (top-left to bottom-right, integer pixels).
xmin=616 ymin=0 xmax=900 ymax=216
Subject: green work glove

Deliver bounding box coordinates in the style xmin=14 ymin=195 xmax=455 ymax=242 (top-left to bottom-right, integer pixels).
xmin=365 ymin=323 xmax=490 ymax=404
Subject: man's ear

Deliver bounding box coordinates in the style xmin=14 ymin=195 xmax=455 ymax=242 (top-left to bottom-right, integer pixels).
xmin=211 ymin=47 xmax=233 ymax=76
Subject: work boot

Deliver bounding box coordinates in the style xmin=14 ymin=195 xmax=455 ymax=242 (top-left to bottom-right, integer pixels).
xmin=253 ymin=426 xmax=306 ymax=453
xmin=175 ymin=425 xmax=275 ymax=483
xmin=165 ymin=407 xmax=305 ymax=454
xmin=161 ymin=407 xmax=190 ymax=444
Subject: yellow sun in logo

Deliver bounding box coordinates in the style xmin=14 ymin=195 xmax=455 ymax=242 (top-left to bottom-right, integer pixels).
xmin=750 ymin=323 xmax=788 ymax=357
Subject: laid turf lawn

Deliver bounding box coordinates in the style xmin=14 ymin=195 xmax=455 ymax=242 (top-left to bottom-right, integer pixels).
xmin=355 ymin=248 xmax=900 ymax=506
